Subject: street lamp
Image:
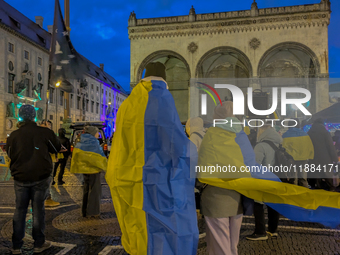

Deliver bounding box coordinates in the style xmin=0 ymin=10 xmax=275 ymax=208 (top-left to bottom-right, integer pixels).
xmin=56 ymin=82 xmax=61 ymax=87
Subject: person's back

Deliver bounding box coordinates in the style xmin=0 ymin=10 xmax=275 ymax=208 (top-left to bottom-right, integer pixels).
xmin=308 ymin=119 xmax=338 ymax=190
xmin=5 ymin=105 xmax=61 ymax=254
xmin=308 ymin=119 xmax=337 ymax=166
xmin=7 ymin=121 xmax=60 ymax=182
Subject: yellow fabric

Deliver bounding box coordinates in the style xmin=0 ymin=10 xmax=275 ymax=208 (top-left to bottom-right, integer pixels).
xmin=50 ymin=153 xmax=58 ymax=163
xmin=197 ymin=128 xmax=340 ymax=211
xmin=244 ymin=126 xmax=250 ymax=135
xmin=198 ymin=177 xmax=340 ymax=210
xmin=106 ymin=80 xmax=152 ymax=255
xmin=0 ymin=151 xmax=10 ymax=167
xmin=197 ymin=127 xmax=251 ymax=180
xmin=282 ymin=136 xmax=314 ymax=161
xmin=57 ymin=153 xmax=64 ymax=160
xmin=70 ymin=148 xmax=107 ymax=174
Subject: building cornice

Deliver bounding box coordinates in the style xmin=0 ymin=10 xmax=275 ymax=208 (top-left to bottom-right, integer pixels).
xmin=0 ymin=22 xmax=49 ymax=53
xmin=128 ymin=3 xmax=331 ymax=40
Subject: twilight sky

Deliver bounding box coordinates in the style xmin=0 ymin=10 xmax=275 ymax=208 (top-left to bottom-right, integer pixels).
xmin=6 ymin=0 xmax=340 ymax=92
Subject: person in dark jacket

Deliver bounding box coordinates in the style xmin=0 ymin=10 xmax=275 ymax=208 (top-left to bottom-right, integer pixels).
xmin=52 ymin=128 xmax=70 ymax=185
xmin=6 ymin=105 xmax=61 ymax=254
xmin=308 ymin=118 xmax=338 ymax=191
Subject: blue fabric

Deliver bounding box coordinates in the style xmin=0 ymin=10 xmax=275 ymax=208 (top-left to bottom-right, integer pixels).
xmin=143 ymin=80 xmax=199 ymax=255
xmin=267 ymin=203 xmax=340 ymax=228
xmin=282 ymin=127 xmax=309 ymax=138
xmin=235 ymin=131 xmax=280 ymax=181
xmin=76 ymin=134 xmax=105 ymax=157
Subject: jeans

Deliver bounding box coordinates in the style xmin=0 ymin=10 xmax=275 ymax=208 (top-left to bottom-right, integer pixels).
xmin=53 ymin=157 xmax=68 ymax=182
xmin=12 ymin=177 xmax=51 ymax=249
xmin=254 ymin=202 xmax=280 ymax=235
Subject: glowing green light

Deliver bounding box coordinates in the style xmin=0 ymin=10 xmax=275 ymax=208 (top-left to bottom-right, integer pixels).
xmin=19 ymin=117 xmax=23 ymax=121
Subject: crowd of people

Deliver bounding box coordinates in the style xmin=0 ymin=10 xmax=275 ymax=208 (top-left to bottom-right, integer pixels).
xmin=5 ymin=62 xmax=340 ymax=255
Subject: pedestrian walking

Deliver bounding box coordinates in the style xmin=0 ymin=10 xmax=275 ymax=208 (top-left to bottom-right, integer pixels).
xmin=6 ymin=105 xmax=61 ymax=254
xmin=70 ymin=126 xmax=107 ymax=217
xmin=308 ymin=118 xmax=338 ymax=191
xmin=282 ymin=119 xmax=314 ymax=188
xmin=40 ymin=120 xmax=60 ymax=207
xmin=52 ymin=128 xmax=70 ymax=185
xmin=198 ymin=101 xmax=244 ymax=255
xmin=246 ymin=125 xmax=282 ymax=241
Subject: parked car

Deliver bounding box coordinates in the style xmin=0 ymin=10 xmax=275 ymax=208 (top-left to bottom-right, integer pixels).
xmin=69 ymin=121 xmax=109 ymax=156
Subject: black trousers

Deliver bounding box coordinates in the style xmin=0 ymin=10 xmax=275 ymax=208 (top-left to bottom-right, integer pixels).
xmin=254 ymin=202 xmax=280 ymax=235
xmin=53 ymin=157 xmax=68 ymax=182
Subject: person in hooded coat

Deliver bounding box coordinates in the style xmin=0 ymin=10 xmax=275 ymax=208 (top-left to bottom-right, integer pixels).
xmin=199 ymin=101 xmax=244 ymax=255
xmin=246 ymin=125 xmax=282 ymax=241
xmin=308 ymin=118 xmax=338 ymax=190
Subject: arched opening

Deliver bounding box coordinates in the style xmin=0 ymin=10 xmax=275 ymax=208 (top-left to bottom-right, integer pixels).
xmin=258 ymin=42 xmax=321 ymax=116
xmin=138 ymin=51 xmax=191 ymax=122
xmin=194 ymin=47 xmax=252 ymax=120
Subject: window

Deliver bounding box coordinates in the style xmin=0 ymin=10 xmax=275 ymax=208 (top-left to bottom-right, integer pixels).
xmin=60 ymin=91 xmax=64 ymax=106
xmin=91 ymin=101 xmax=94 ymax=113
xmin=50 ymin=88 xmax=54 ymax=103
xmin=109 ymin=92 xmax=111 ymax=98
xmin=97 ymin=86 xmax=99 ymax=92
xmin=24 ymin=50 xmax=29 ymax=60
xmin=50 ymin=115 xmax=53 ymax=120
xmin=38 ymin=57 xmax=42 ymax=66
xmin=105 ymin=91 xmax=107 ymax=95
xmin=8 ymin=61 xmax=14 ymax=71
xmin=77 ymin=96 xmax=80 ymax=109
xmin=9 ymin=17 xmax=21 ymax=29
xmin=91 ymin=84 xmax=94 ymax=90
xmin=8 ymin=42 xmax=14 ymax=53
xmin=24 ymin=79 xmax=30 ymax=97
xmin=102 ymin=89 xmax=104 ymax=94
xmin=102 ymin=104 xmax=104 ymax=115
xmin=86 ymin=100 xmax=89 ymax=111
xmin=60 ymin=116 xmax=63 ymax=121
xmin=96 ymin=103 xmax=99 ymax=114
xmin=37 ymin=83 xmax=43 ymax=98
xmin=8 ymin=73 xmax=15 ymax=94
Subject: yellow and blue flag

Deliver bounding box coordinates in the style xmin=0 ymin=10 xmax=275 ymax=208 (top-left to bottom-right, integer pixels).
xmin=106 ymin=78 xmax=199 ymax=255
xmin=198 ymin=127 xmax=340 ymax=228
xmin=70 ymin=134 xmax=107 ymax=174
xmin=282 ymin=127 xmax=314 ymax=161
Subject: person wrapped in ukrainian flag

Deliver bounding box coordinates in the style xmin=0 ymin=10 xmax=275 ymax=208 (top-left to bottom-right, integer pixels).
xmin=70 ymin=126 xmax=107 ymax=217
xmin=106 ymin=62 xmax=199 ymax=255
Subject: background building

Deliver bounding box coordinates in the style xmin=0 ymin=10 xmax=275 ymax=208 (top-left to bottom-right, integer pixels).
xmin=128 ymin=0 xmax=331 ymax=122
xmin=0 ymin=1 xmax=128 ymax=140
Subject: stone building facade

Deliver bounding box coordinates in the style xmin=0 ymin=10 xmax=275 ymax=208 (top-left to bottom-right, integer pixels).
xmin=128 ymin=0 xmax=331 ymax=122
xmin=0 ymin=1 xmax=127 ymax=140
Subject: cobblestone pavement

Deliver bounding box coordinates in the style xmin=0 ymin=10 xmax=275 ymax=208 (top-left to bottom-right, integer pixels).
xmin=1 ymin=165 xmax=340 ymax=255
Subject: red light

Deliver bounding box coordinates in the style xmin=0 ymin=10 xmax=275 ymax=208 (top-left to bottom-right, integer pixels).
xmin=71 ymin=145 xmax=74 ymax=152
xmin=104 ymin=144 xmax=107 ymax=151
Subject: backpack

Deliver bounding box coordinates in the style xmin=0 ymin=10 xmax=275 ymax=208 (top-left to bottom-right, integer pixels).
xmin=262 ymin=140 xmax=295 ymax=183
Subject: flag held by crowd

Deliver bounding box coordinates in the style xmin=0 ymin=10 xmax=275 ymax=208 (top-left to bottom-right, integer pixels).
xmin=197 ymin=128 xmax=340 ymax=228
